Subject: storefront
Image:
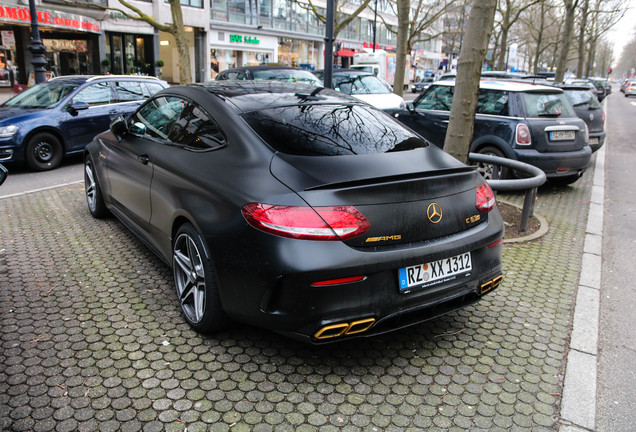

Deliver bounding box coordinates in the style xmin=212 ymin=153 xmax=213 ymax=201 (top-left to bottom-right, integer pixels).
xmin=104 ymin=32 xmax=155 ymax=76
xmin=209 ymin=31 xmax=278 ymax=79
xmin=0 ymin=3 xmax=101 ymax=85
xmin=277 ymin=37 xmax=322 ymax=70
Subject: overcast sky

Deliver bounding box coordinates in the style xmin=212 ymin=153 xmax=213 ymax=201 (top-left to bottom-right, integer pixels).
xmin=610 ymin=2 xmax=636 ymax=62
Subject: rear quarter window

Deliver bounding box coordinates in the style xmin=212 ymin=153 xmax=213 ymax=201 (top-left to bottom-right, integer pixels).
xmin=476 ymin=90 xmax=509 ymax=116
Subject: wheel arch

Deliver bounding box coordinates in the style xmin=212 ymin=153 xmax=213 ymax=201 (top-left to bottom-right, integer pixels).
xmin=470 ymin=135 xmax=518 ymax=160
xmin=23 ymin=127 xmax=67 ymax=157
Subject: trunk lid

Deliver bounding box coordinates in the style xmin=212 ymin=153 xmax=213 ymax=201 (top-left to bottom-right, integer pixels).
xmin=270 ymin=147 xmax=490 ymax=248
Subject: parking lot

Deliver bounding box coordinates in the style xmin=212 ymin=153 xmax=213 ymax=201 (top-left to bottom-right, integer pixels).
xmin=0 ymin=159 xmax=593 ymax=432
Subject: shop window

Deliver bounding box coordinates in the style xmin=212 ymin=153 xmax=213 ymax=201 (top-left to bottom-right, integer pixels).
xmin=72 ymin=82 xmax=113 ymax=107
xmin=165 ymin=0 xmax=203 ymax=7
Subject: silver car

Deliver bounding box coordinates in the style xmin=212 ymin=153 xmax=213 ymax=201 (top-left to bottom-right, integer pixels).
xmin=624 ymin=81 xmax=636 ymax=97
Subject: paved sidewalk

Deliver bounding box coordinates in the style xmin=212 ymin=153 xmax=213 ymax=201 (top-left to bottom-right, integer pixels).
xmin=0 ymin=161 xmax=595 ymax=431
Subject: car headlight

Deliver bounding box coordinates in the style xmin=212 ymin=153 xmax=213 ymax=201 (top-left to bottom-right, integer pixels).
xmin=0 ymin=125 xmax=18 ymax=138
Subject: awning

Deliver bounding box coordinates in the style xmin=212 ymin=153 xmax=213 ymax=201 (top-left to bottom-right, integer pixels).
xmin=337 ymin=49 xmax=356 ymax=57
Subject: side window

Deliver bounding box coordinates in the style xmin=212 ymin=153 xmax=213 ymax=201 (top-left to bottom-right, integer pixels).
xmin=129 ymin=96 xmax=185 ymax=140
xmin=72 ymin=82 xmax=113 ymax=106
xmin=114 ymin=81 xmax=144 ymax=102
xmin=222 ymin=72 xmax=246 ymax=80
xmin=168 ymin=103 xmax=226 ymax=150
xmin=476 ymin=90 xmax=509 ymax=116
xmin=142 ymin=82 xmax=166 ymax=98
xmin=415 ymin=86 xmax=454 ymax=111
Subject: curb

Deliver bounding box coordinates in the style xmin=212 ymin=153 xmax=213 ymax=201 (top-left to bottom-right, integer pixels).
xmin=559 ymin=99 xmax=607 ymax=431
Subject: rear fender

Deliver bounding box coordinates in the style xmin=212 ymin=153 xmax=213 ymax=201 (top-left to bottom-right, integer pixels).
xmin=470 ymin=135 xmax=518 ymax=160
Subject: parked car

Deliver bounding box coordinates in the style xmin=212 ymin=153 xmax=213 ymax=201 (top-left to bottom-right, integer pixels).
xmin=620 ymin=78 xmax=630 ymax=93
xmin=565 ymin=79 xmax=602 ymax=101
xmin=587 ymin=77 xmax=609 ymax=100
xmin=386 ymin=80 xmax=592 ymax=184
xmin=0 ymin=75 xmax=168 ymax=171
xmin=84 ymin=81 xmax=504 ymax=343
xmin=215 ymin=65 xmax=322 ymax=86
xmin=624 ymin=81 xmax=636 ymax=97
xmin=557 ymin=84 xmax=605 ymax=152
xmin=314 ymin=69 xmax=406 ymax=109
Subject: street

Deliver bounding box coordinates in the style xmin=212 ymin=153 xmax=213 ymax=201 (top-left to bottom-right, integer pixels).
xmin=0 ymin=86 xmax=634 ymax=432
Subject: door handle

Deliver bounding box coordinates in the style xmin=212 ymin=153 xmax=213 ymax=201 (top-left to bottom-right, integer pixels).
xmin=442 ymin=120 xmax=449 ymax=124
xmin=138 ymin=154 xmax=149 ymax=165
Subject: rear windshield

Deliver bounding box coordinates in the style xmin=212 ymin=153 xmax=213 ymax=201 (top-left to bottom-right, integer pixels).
xmin=242 ymin=104 xmax=428 ymax=156
xmin=333 ymin=74 xmax=391 ymax=95
xmin=4 ymin=82 xmax=79 ymax=108
xmin=521 ymin=92 xmax=576 ymax=118
xmin=252 ymin=70 xmax=322 ymax=86
xmin=563 ymin=89 xmax=601 ymax=109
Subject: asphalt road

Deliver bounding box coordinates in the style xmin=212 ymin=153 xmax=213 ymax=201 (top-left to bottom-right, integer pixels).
xmin=595 ymin=89 xmax=636 ymax=432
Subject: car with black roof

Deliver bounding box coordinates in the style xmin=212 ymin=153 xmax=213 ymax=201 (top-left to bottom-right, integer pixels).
xmin=0 ymin=75 xmax=168 ymax=171
xmin=554 ymin=83 xmax=605 ymax=152
xmin=386 ymin=80 xmax=592 ymax=184
xmin=215 ymin=65 xmax=322 ymax=86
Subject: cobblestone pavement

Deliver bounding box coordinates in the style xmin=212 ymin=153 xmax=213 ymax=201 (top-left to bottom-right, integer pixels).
xmin=0 ymin=166 xmax=593 ymax=432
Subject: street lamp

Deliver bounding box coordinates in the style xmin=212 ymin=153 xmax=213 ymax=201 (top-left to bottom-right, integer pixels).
xmin=28 ymin=0 xmax=48 ymax=84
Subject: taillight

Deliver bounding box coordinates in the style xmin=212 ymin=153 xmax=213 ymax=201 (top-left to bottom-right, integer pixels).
xmin=515 ymin=123 xmax=531 ymax=145
xmin=476 ymin=183 xmax=496 ymax=213
xmin=242 ymin=203 xmax=370 ymax=240
xmin=602 ymin=111 xmax=605 ymax=123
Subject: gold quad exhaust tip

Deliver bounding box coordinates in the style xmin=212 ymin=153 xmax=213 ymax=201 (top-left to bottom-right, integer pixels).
xmin=314 ymin=318 xmax=376 ymax=340
xmin=480 ymin=274 xmax=503 ymax=295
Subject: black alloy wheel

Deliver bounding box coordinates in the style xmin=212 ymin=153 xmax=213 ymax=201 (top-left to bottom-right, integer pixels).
xmin=172 ymin=223 xmax=227 ymax=333
xmin=25 ymin=132 xmax=63 ymax=171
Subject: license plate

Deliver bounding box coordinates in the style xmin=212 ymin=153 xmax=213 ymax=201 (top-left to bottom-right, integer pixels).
xmin=398 ymin=252 xmax=472 ymax=291
xmin=549 ymin=130 xmax=575 ymax=141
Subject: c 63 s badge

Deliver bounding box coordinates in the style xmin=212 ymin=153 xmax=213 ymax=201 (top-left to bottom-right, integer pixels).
xmin=365 ymin=235 xmax=402 ymax=243
xmin=466 ymin=214 xmax=481 ymax=224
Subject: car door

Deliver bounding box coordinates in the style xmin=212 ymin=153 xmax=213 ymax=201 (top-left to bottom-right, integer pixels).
xmin=392 ymin=85 xmax=453 ymax=148
xmin=62 ymin=81 xmax=116 ymax=151
xmin=106 ymin=95 xmax=185 ymax=232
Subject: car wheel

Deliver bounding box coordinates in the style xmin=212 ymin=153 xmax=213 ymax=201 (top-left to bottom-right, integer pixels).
xmin=475 ymin=146 xmax=509 ymax=180
xmin=173 ymin=223 xmax=227 ymax=333
xmin=84 ymin=156 xmax=109 ymax=219
xmin=25 ymin=132 xmax=63 ymax=171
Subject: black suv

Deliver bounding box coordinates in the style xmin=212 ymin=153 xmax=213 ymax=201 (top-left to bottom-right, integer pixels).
xmin=386 ymin=80 xmax=592 ymax=184
xmin=0 ymin=75 xmax=168 ymax=170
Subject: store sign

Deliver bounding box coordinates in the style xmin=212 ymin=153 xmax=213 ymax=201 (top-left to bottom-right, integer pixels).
xmin=229 ymin=34 xmax=260 ymax=45
xmin=0 ymin=5 xmax=101 ymax=33
xmin=1 ymin=30 xmax=15 ymax=48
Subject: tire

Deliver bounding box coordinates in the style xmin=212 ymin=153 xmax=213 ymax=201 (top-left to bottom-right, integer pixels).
xmin=25 ymin=132 xmax=63 ymax=171
xmin=474 ymin=146 xmax=509 ymax=180
xmin=173 ymin=223 xmax=227 ymax=333
xmin=84 ymin=156 xmax=109 ymax=219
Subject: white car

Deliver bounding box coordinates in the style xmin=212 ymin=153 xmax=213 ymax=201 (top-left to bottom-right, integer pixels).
xmin=315 ymin=69 xmax=406 ymax=110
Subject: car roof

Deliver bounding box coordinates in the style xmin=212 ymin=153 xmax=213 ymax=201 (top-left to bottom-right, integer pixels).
xmin=47 ymin=75 xmax=163 ymax=84
xmin=221 ymin=66 xmax=311 ymax=72
xmin=193 ymin=81 xmax=364 ymax=112
xmin=431 ymin=79 xmax=563 ymax=93
xmin=314 ymin=69 xmax=373 ymax=76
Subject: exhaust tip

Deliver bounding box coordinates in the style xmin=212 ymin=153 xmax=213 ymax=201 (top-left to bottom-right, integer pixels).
xmin=480 ymin=274 xmax=503 ymax=295
xmin=314 ymin=317 xmax=376 ymax=340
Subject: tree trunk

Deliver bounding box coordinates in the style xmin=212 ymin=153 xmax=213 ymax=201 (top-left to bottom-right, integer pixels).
xmin=394 ymin=0 xmax=410 ymax=97
xmin=443 ymin=0 xmax=497 ymax=163
xmin=169 ymin=0 xmax=192 ymax=84
xmin=555 ymin=0 xmax=577 ymax=82
xmin=496 ymin=9 xmax=511 ymax=70
xmin=576 ymin=0 xmax=589 ymax=77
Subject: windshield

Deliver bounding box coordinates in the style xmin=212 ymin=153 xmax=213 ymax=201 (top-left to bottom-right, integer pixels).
xmin=252 ymin=70 xmax=322 ymax=86
xmin=521 ymin=92 xmax=576 ymax=117
xmin=242 ymin=104 xmax=427 ymax=156
xmin=333 ymin=74 xmax=391 ymax=95
xmin=4 ymin=82 xmax=79 ymax=108
xmin=563 ymin=89 xmax=601 ymax=109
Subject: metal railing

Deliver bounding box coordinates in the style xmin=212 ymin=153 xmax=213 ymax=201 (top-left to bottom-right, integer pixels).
xmin=468 ymin=153 xmax=547 ymax=232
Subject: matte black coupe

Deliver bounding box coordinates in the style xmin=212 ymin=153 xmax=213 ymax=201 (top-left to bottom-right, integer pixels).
xmin=84 ymin=82 xmax=504 ymax=343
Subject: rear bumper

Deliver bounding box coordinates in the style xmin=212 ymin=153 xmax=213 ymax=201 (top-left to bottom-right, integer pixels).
xmin=208 ymin=211 xmax=505 ymax=344
xmin=513 ymin=146 xmax=592 ymax=178
xmin=588 ymin=130 xmax=606 ymax=153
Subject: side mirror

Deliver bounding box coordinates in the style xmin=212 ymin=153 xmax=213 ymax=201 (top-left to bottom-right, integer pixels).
xmin=0 ymin=163 xmax=8 ymax=187
xmin=110 ymin=114 xmax=129 ymax=136
xmin=407 ymin=102 xmax=415 ymax=112
xmin=69 ymin=101 xmax=89 ymax=113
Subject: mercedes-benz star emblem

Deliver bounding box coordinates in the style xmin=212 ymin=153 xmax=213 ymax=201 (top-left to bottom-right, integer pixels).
xmin=427 ymin=203 xmax=443 ymax=224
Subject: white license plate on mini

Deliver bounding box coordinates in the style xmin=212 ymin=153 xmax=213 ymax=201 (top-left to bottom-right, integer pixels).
xmin=398 ymin=252 xmax=472 ymax=291
xmin=549 ymin=130 xmax=576 ymax=141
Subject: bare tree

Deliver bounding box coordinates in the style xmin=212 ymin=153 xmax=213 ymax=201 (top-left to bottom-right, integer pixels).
xmin=518 ymin=0 xmax=561 ymax=73
xmin=61 ymin=0 xmax=192 ymax=84
xmin=555 ymin=0 xmax=581 ymax=81
xmin=291 ymin=0 xmax=373 ymax=37
xmin=443 ymin=0 xmax=497 ymax=163
xmin=495 ymin=0 xmax=541 ymax=70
